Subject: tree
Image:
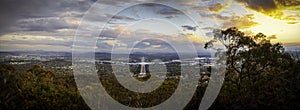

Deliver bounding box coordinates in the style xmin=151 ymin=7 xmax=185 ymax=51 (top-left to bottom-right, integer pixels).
xmin=0 ymin=64 xmax=20 ymax=109
xmin=0 ymin=64 xmax=90 ymax=110
xmin=205 ymin=27 xmax=300 ymax=110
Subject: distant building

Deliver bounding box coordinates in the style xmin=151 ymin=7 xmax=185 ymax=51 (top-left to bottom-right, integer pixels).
xmin=138 ymin=57 xmax=147 ymax=78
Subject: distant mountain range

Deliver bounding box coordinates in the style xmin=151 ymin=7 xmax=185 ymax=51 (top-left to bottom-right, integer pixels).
xmin=0 ymin=51 xmax=71 ymax=57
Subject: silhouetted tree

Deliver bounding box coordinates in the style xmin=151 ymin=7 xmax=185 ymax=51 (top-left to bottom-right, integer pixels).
xmin=205 ymin=27 xmax=300 ymax=110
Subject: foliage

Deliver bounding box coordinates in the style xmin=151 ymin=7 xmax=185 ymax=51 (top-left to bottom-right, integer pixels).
xmin=205 ymin=27 xmax=300 ymax=110
xmin=0 ymin=64 xmax=90 ymax=110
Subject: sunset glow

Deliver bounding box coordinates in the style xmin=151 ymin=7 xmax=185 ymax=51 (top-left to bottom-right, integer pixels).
xmin=0 ymin=0 xmax=299 ymax=51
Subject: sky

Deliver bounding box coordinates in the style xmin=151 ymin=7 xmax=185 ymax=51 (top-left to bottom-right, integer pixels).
xmin=0 ymin=0 xmax=299 ymax=53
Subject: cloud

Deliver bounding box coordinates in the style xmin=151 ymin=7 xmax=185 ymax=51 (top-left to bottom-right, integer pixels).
xmin=191 ymin=0 xmax=232 ymax=13
xmin=4 ymin=0 xmax=280 ymax=52
xmin=106 ymin=14 xmax=139 ymax=24
xmin=268 ymin=35 xmax=277 ymax=40
xmin=116 ymin=25 xmax=131 ymax=37
xmin=14 ymin=17 xmax=77 ymax=32
xmin=199 ymin=12 xmax=231 ymax=21
xmin=157 ymin=7 xmax=184 ymax=15
xmin=209 ymin=3 xmax=226 ymax=12
xmin=182 ymin=25 xmax=198 ymax=31
xmin=96 ymin=27 xmax=208 ymax=53
xmin=287 ymin=22 xmax=298 ymax=24
xmin=208 ymin=1 xmax=232 ymax=13
xmin=236 ymin=0 xmax=300 ymax=20
xmin=116 ymin=25 xmax=126 ymax=32
xmin=222 ymin=14 xmax=260 ymax=29
xmin=2 ymin=0 xmax=206 ymax=52
xmin=0 ymin=34 xmax=73 ymax=47
xmin=111 ymin=15 xmax=138 ymax=21
xmin=99 ymin=28 xmax=119 ymax=38
xmin=151 ymin=45 xmax=162 ymax=48
xmin=0 ymin=0 xmax=95 ymax=34
xmin=201 ymin=13 xmax=260 ymax=29
xmin=98 ymin=28 xmax=171 ymax=51
xmin=186 ymin=34 xmax=204 ymax=44
xmin=132 ymin=2 xmax=185 ymax=19
xmin=101 ymin=40 xmax=127 ymax=47
xmin=132 ymin=39 xmax=172 ymax=51
xmin=0 ymin=0 xmax=42 ymax=34
xmin=142 ymin=42 xmax=151 ymax=45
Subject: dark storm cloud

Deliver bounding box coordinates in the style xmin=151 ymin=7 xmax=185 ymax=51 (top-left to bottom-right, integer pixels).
xmin=0 ymin=0 xmax=96 ymax=34
xmin=0 ymin=0 xmax=46 ymax=33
